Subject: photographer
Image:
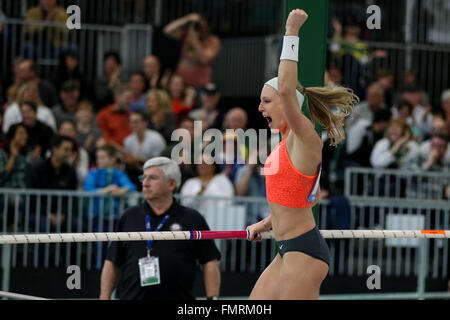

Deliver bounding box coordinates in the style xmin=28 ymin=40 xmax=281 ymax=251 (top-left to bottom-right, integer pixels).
xmin=163 ymin=13 xmax=221 ymax=89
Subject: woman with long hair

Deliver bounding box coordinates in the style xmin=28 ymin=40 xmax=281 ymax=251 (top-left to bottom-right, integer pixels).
xmin=145 ymin=89 xmax=176 ymax=143
xmin=246 ymin=9 xmax=358 ymax=300
xmin=2 ymin=81 xmax=56 ymax=133
xmin=370 ymin=118 xmax=419 ymax=170
xmin=166 ymin=73 xmax=196 ymax=127
xmin=0 ymin=123 xmax=31 ymax=188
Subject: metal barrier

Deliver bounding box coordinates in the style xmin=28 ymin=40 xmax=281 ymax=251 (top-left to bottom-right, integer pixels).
xmin=1 ymin=18 xmax=152 ymax=84
xmin=1 ymin=0 xmax=283 ymax=37
xmin=344 ymin=167 xmax=450 ymax=200
xmin=1 ymin=189 xmax=449 ymax=287
xmin=1 ymin=19 xmax=448 ymax=103
xmin=329 ymin=39 xmax=450 ymax=107
xmin=215 ymin=36 xmax=450 ymax=102
xmin=3 ymin=0 xmax=449 ymax=43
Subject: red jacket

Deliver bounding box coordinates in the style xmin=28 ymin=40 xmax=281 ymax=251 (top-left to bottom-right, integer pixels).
xmin=97 ymin=105 xmax=131 ymax=146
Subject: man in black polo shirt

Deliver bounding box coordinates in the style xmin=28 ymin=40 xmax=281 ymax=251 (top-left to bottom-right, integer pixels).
xmin=100 ymin=157 xmax=221 ymax=300
xmin=28 ymin=135 xmax=78 ymax=231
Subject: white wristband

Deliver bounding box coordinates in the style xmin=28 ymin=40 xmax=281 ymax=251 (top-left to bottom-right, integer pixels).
xmin=280 ymin=35 xmax=299 ymax=62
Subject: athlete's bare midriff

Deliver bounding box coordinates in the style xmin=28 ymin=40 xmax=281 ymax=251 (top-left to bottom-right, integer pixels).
xmin=268 ymin=201 xmax=317 ymax=241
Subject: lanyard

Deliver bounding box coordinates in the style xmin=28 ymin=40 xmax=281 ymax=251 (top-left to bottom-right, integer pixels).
xmin=145 ymin=214 xmax=170 ymax=256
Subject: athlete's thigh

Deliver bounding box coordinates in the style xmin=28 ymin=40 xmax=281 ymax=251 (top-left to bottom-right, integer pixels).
xmin=249 ymin=253 xmax=282 ymax=300
xmin=278 ymin=251 xmax=329 ymax=300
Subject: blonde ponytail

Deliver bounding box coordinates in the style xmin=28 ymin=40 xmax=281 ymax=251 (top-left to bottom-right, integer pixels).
xmin=297 ymin=83 xmax=359 ymax=146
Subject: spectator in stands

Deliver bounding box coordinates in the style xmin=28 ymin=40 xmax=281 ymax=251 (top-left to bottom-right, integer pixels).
xmin=218 ymin=117 xmax=248 ymax=183
xmin=92 ymin=51 xmax=128 ymax=111
xmin=53 ymin=49 xmax=87 ymax=98
xmin=394 ymin=100 xmax=421 ymax=140
xmin=374 ymin=69 xmax=395 ymax=108
xmin=3 ymin=81 xmax=56 ymax=133
xmin=163 ymin=13 xmax=221 ymax=88
xmin=123 ymin=112 xmax=166 ymax=187
xmin=4 ymin=58 xmax=24 ymax=106
xmin=129 ymin=72 xmax=147 ymax=113
xmin=346 ymin=83 xmax=386 ymax=129
xmin=146 ymin=89 xmax=176 ymax=144
xmin=15 ymin=59 xmax=59 ymax=108
xmin=181 ymin=152 xmax=234 ymax=215
xmin=370 ymin=118 xmax=419 ymax=169
xmin=402 ymin=70 xmax=417 ymax=88
xmin=416 ymin=113 xmax=450 ymax=167
xmin=84 ymin=144 xmax=136 ymax=204
xmin=345 ymin=108 xmax=391 ymax=168
xmin=167 ymin=73 xmax=196 ymax=127
xmin=142 ymin=54 xmax=169 ymax=89
xmin=441 ymin=89 xmax=450 ymax=135
xmin=58 ymin=120 xmax=89 ymax=189
xmin=416 ymin=134 xmax=450 ymax=171
xmin=396 ymin=86 xmax=433 ymax=140
xmin=324 ymin=64 xmax=343 ymax=88
xmin=24 ymin=0 xmax=69 ymax=59
xmin=84 ymin=143 xmax=137 ymax=269
xmin=100 ymin=157 xmax=220 ymax=300
xmin=330 ymin=17 xmax=386 ymax=96
xmin=0 ymin=124 xmax=31 ymax=188
xmin=331 ymin=17 xmax=386 ymax=65
xmin=75 ymin=100 xmax=103 ymax=163
xmin=28 ymin=135 xmax=78 ymax=230
xmin=52 ymin=80 xmax=81 ymax=128
xmin=5 ymin=83 xmax=19 ymax=107
xmin=222 ymin=107 xmax=248 ymax=131
xmin=0 ymin=123 xmax=31 ymax=231
xmin=429 ymin=111 xmax=448 ymax=136
xmin=19 ymin=101 xmax=54 ymax=160
xmin=161 ymin=116 xmax=197 ymax=187
xmin=97 ymin=85 xmax=132 ymax=148
xmin=189 ymin=83 xmax=223 ymax=130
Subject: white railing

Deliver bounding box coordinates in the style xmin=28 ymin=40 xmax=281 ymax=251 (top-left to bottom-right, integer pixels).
xmin=344 ymin=167 xmax=450 ymax=200
xmin=1 ymin=18 xmax=152 ymax=82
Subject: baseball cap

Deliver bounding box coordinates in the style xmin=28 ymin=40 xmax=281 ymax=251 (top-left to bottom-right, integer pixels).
xmin=202 ymin=83 xmax=219 ymax=95
xmin=61 ymin=80 xmax=80 ymax=91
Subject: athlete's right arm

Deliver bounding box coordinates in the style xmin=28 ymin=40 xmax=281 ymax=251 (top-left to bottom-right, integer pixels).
xmin=278 ymin=10 xmax=322 ymax=151
xmin=246 ymin=216 xmax=272 ymax=241
xmin=99 ymin=260 xmax=120 ymax=300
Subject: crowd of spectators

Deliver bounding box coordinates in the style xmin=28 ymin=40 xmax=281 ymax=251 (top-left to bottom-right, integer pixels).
xmin=0 ymin=1 xmax=449 ymax=294
xmin=322 ymin=63 xmax=450 ymax=198
xmin=1 ymin=5 xmax=450 ymax=232
xmin=0 ymin=7 xmax=273 ymax=228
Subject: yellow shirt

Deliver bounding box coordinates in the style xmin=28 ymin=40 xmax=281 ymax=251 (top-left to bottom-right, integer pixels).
xmin=25 ymin=6 xmax=69 ymax=48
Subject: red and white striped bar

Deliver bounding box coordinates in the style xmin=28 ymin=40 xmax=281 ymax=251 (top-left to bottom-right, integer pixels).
xmin=0 ymin=230 xmax=449 ymax=244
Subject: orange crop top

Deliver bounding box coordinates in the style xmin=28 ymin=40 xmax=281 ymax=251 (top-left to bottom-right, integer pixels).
xmin=264 ymin=138 xmax=321 ymax=208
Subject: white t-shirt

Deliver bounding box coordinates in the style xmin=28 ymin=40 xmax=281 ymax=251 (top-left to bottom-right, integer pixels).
xmin=180 ymin=174 xmax=234 ymax=214
xmin=346 ymin=118 xmax=372 ymax=154
xmin=124 ymin=129 xmax=167 ymax=161
xmin=418 ymin=140 xmax=450 ymax=164
xmin=370 ymin=138 xmax=419 ymax=169
xmin=2 ymin=102 xmax=57 ymax=133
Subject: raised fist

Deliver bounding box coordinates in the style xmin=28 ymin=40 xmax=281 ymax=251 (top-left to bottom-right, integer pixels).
xmin=286 ymin=9 xmax=308 ymax=34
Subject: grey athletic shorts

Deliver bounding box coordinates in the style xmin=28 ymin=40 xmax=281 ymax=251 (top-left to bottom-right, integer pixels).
xmin=276 ymin=226 xmax=330 ymax=266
